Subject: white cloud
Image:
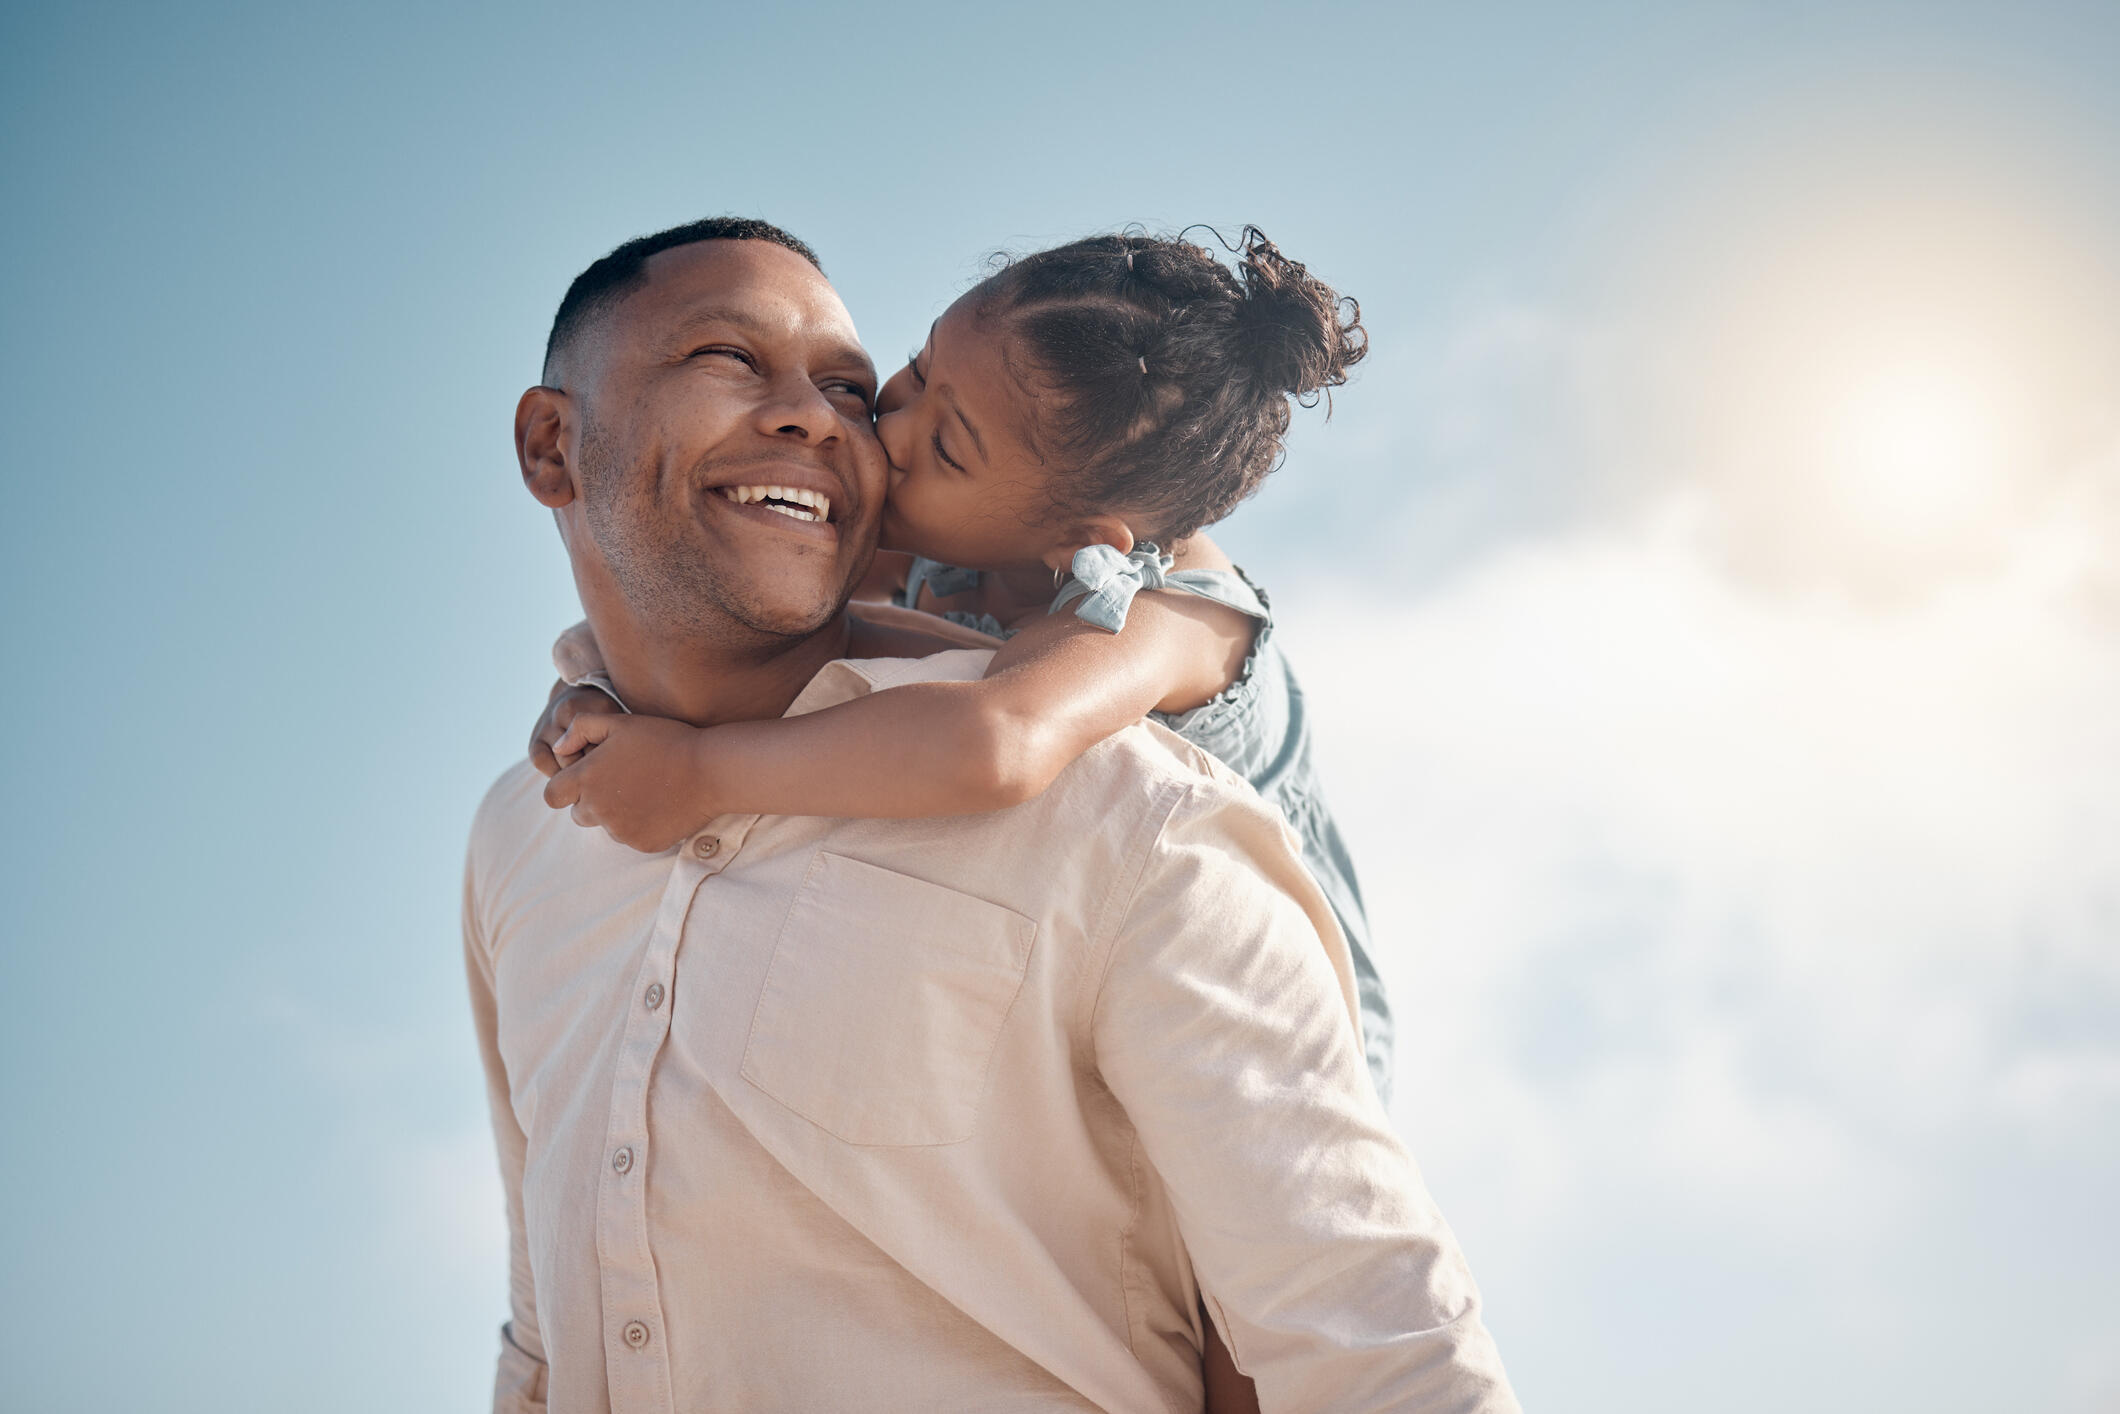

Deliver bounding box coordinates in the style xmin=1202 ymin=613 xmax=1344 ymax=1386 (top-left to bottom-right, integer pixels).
xmin=377 ymin=1121 xmax=509 ymax=1282
xmin=250 ymin=985 xmax=509 ymax=1321
xmin=1275 ymin=486 xmax=2120 ymax=1402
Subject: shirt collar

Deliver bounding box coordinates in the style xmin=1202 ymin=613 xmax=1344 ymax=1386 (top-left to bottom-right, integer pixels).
xmin=783 ymin=647 xmax=995 ymax=717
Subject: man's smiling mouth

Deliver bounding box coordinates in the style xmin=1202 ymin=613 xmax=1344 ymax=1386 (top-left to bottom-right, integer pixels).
xmin=717 ymin=484 xmax=832 ymax=524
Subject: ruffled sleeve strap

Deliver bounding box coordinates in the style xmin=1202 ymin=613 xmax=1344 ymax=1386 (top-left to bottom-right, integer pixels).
xmin=1049 ymin=543 xmax=1174 ymax=633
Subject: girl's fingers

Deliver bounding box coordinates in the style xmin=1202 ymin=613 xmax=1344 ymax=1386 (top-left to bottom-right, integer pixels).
xmin=553 ymin=713 xmax=618 ymax=759
xmin=543 ymin=763 xmax=582 ymax=811
xmin=531 ymin=689 xmax=584 ymax=776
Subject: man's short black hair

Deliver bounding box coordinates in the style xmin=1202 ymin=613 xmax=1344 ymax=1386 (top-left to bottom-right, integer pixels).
xmin=542 ymin=217 xmax=823 ymax=380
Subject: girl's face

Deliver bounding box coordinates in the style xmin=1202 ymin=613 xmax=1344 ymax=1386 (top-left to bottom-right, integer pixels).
xmin=874 ymin=292 xmax=1083 ymax=572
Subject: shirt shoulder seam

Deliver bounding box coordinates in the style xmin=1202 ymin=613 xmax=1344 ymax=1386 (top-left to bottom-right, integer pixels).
xmin=1079 ymin=774 xmax=1194 ymax=1042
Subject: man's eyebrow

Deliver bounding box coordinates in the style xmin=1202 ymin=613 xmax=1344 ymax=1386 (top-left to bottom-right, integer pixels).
xmin=667 ymin=308 xmax=876 ymax=387
xmin=666 ymin=305 xmax=774 ymax=340
xmin=824 ymin=340 xmax=878 ymax=388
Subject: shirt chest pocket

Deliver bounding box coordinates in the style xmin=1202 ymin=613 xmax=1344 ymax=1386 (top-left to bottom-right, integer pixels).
xmin=739 ymin=851 xmax=1038 ymax=1147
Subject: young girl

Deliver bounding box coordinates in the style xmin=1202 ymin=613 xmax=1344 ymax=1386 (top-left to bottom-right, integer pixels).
xmin=533 ymin=226 xmax=1395 ymax=1102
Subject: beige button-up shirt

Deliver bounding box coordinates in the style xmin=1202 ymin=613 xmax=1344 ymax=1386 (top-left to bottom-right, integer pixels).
xmin=465 ymin=648 xmax=1516 ymax=1413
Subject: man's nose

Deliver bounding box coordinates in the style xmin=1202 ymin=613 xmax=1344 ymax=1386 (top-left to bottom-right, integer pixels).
xmin=755 ymin=371 xmax=841 ymax=443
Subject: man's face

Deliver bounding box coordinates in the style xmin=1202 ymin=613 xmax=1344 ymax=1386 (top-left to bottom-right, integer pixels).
xmin=560 ymin=240 xmax=884 ymax=644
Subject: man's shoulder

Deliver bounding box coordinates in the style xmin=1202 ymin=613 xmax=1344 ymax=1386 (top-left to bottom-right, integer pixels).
xmin=1122 ymin=719 xmax=1257 ymax=797
xmin=1085 ymin=719 xmax=1262 ymax=823
xmin=1089 ymin=723 xmax=1361 ymax=1037
xmin=1036 ymin=715 xmax=1288 ymax=888
xmin=473 ymin=757 xmax=550 ymax=827
xmin=466 ymin=758 xmax=563 ymax=875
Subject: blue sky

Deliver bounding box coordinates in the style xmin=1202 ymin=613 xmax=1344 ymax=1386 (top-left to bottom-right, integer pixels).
xmin=4 ymin=2 xmax=2117 ymax=1409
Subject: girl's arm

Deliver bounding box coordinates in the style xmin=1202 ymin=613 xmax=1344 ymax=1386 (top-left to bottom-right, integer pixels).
xmin=542 ymin=589 xmax=1255 ymax=848
xmin=530 ymin=604 xmax=998 ymax=778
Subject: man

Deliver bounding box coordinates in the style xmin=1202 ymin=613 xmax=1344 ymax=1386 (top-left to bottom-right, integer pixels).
xmin=466 ymin=217 xmax=1517 ymax=1412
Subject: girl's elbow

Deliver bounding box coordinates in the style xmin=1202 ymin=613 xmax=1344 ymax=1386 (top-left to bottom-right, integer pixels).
xmin=968 ymin=712 xmax=1065 ymax=809
xmin=964 ymin=752 xmax=1051 ymax=811
xmin=976 ymin=772 xmax=1046 ymax=812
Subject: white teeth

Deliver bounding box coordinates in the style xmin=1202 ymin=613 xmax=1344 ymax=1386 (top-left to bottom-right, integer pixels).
xmin=718 ymin=484 xmax=831 ymax=522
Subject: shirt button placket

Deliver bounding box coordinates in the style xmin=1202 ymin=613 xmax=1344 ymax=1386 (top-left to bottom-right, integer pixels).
xmin=597 ymin=845 xmax=713 ymax=1412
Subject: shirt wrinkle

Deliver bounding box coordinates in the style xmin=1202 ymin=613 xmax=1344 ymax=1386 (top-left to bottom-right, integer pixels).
xmin=1117 ymin=1124 xmax=1146 ymax=1360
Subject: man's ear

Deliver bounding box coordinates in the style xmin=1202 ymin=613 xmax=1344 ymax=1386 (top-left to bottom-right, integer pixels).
xmin=1042 ymin=515 xmax=1135 ymax=574
xmin=516 ymin=386 xmax=578 ymax=509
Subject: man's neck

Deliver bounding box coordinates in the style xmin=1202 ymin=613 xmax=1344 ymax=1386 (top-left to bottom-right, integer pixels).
xmin=598 ymin=613 xmax=855 ymax=726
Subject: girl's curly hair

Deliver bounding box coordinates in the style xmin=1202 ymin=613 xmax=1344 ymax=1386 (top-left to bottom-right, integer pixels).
xmin=974 ymin=225 xmax=1366 ymax=542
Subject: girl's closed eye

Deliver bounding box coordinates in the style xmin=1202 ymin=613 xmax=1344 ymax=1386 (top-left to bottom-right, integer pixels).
xmin=901 ymin=349 xmax=965 ymax=472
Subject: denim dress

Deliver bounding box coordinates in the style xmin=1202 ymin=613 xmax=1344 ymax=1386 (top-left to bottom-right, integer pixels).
xmin=901 ymin=555 xmax=1395 ymax=1102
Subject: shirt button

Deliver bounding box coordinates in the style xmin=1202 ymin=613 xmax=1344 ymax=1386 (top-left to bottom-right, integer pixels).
xmin=623 ymin=1320 xmax=650 ymax=1350
xmin=612 ymin=1146 xmax=634 ymax=1175
xmin=693 ymin=835 xmax=720 ymax=859
xmin=643 ymin=982 xmax=665 ymax=1011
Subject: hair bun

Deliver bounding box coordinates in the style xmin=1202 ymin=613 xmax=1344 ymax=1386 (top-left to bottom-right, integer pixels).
xmin=1232 ymin=226 xmax=1367 ymax=402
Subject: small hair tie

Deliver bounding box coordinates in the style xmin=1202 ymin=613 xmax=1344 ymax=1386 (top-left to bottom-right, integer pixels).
xmin=1137 ymin=355 xmax=1148 ymax=374
xmin=1125 ymin=249 xmax=1135 ymax=271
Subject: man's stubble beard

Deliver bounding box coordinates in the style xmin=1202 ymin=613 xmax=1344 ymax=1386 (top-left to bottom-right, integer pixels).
xmin=576 ymin=415 xmax=861 ymax=651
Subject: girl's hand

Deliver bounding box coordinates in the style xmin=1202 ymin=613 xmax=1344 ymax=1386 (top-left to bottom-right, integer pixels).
xmin=540 ymin=714 xmax=718 ymax=853
xmin=529 ymin=681 xmax=625 ymax=777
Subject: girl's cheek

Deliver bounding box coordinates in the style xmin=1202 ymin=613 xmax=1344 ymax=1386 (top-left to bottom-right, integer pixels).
xmin=881 ymin=493 xmax=951 ymax=560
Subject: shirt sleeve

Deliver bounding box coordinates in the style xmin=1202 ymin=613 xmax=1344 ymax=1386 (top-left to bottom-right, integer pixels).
xmin=464 ymin=855 xmax=550 ymax=1414
xmin=1090 ymin=783 xmax=1519 ymax=1414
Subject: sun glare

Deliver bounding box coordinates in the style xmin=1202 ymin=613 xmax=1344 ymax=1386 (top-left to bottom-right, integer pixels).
xmin=1652 ymin=150 xmax=2118 ymax=588
xmin=1827 ymin=362 xmax=2010 ymax=545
